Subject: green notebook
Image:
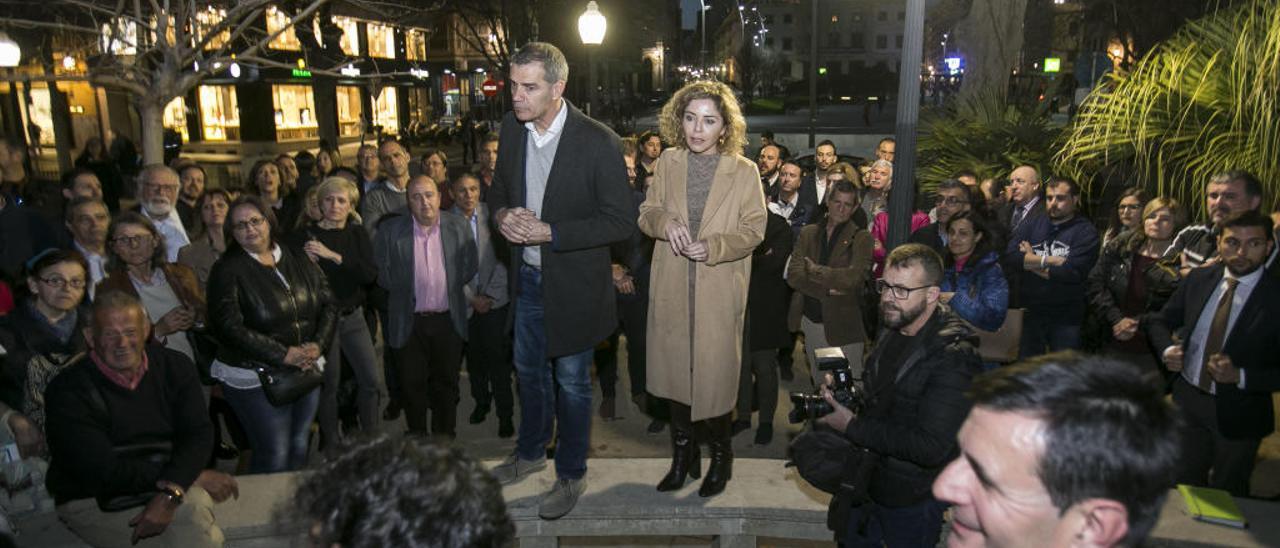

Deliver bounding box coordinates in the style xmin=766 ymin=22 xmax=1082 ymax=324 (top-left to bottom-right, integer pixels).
xmin=1178 ymin=484 xmax=1248 ymax=528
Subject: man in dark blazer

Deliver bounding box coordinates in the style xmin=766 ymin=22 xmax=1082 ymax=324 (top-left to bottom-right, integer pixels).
xmin=374 ymin=175 xmax=477 ymax=440
xmin=998 ymin=165 xmax=1046 ymax=306
xmin=486 ymin=42 xmax=636 ymax=520
xmin=449 ymin=172 xmax=514 ymax=438
xmin=1148 ymin=210 xmax=1280 ymax=497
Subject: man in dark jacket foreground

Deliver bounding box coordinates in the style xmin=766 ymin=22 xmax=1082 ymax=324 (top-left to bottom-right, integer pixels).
xmin=817 ymin=244 xmax=982 ymax=547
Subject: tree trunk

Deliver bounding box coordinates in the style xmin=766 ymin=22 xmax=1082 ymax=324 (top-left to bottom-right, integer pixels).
xmin=956 ymin=0 xmax=1028 ymax=105
xmin=138 ymin=100 xmax=165 ymax=165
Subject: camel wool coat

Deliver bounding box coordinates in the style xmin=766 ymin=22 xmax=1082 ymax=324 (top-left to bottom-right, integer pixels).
xmin=638 ymin=148 xmax=767 ymax=421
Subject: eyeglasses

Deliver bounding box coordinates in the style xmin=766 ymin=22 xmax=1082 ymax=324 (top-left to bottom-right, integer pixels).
xmin=41 ymin=276 xmax=87 ymax=289
xmin=232 ymin=216 xmax=267 ymax=232
xmin=935 ymin=197 xmax=970 ymax=207
xmin=1117 ymin=204 xmax=1142 ymax=211
xmin=875 ymin=279 xmax=933 ymax=300
xmin=111 ymin=234 xmax=153 ymax=247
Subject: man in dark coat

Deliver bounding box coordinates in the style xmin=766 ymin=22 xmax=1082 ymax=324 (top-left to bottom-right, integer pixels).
xmin=486 ymin=42 xmax=636 ymax=520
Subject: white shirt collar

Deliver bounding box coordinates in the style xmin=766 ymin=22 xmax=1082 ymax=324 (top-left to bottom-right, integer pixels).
xmin=1224 ymin=264 xmax=1265 ymax=289
xmin=525 ymin=99 xmax=568 ymax=147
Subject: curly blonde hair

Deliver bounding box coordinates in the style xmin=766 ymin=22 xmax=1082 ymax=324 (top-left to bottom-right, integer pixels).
xmin=658 ymin=80 xmax=748 ymax=156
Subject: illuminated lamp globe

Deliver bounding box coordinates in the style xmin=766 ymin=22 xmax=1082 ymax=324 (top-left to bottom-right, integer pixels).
xmin=0 ymin=32 xmax=21 ymax=68
xmin=578 ymin=1 xmax=606 ymax=45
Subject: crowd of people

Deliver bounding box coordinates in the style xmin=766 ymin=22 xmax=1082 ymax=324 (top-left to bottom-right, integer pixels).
xmin=0 ymin=38 xmax=1277 ymax=547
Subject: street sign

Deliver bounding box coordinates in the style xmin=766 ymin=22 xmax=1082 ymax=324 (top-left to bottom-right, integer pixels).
xmin=481 ymin=78 xmax=500 ymax=97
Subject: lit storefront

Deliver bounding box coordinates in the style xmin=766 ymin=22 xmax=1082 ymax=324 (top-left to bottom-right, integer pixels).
xmin=406 ymin=87 xmax=433 ymax=127
xmin=336 ymin=86 xmax=364 ymax=137
xmin=373 ymin=86 xmax=399 ymax=136
xmin=198 ymin=85 xmax=239 ymax=141
xmin=272 ymin=84 xmax=318 ymax=141
xmin=163 ymin=97 xmax=189 ymax=142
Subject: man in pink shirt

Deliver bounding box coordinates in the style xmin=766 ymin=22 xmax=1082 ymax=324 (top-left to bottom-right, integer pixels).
xmin=374 ymin=174 xmax=477 ymax=439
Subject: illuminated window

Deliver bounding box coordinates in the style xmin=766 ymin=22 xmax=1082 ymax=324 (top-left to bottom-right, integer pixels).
xmin=195 ymin=7 xmax=230 ymax=50
xmin=272 ymin=85 xmax=318 ymax=141
xmin=336 ymin=86 xmax=364 ymax=137
xmin=333 ymin=16 xmax=360 ymax=56
xmin=27 ymin=87 xmax=55 ymax=146
xmin=149 ymin=15 xmax=178 ymax=47
xmin=406 ymin=29 xmax=427 ymax=61
xmin=368 ymin=23 xmax=396 ymax=59
xmin=163 ymin=97 xmax=189 ymax=143
xmin=267 ymin=6 xmax=302 ymax=51
xmin=406 ymin=88 xmax=432 ymax=125
xmin=199 ymin=85 xmax=240 ymax=141
xmin=100 ymin=19 xmax=139 ymax=55
xmin=373 ymin=87 xmax=399 ymax=136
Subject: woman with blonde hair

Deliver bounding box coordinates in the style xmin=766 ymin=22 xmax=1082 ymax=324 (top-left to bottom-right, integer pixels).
xmin=638 ymin=79 xmax=766 ymax=497
xmin=285 ymin=177 xmax=380 ymax=443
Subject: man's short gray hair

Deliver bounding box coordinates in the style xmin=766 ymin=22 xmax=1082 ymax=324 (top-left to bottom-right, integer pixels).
xmin=139 ymin=164 xmax=179 ymax=187
xmin=511 ymin=42 xmax=569 ymax=84
xmin=871 ymin=159 xmax=893 ymax=172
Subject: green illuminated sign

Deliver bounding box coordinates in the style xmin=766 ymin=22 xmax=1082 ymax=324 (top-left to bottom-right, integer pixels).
xmin=292 ymin=68 xmax=312 ymax=78
xmin=1043 ymin=57 xmax=1061 ymax=73
xmin=818 ymin=67 xmax=828 ymax=75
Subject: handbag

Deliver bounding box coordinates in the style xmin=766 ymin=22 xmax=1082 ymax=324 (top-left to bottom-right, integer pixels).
xmin=253 ymin=362 xmax=323 ymax=406
xmin=973 ymin=308 xmax=1024 ymax=363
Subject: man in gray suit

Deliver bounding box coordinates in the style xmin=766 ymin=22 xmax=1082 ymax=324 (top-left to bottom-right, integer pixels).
xmin=450 ymin=173 xmax=514 ymax=438
xmin=374 ymin=175 xmax=477 ymax=439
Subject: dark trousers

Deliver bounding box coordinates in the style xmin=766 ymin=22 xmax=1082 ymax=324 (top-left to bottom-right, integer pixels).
xmin=395 ymin=312 xmax=464 ymax=436
xmin=1172 ymin=377 xmax=1261 ymax=497
xmin=369 ymin=286 xmax=400 ymax=403
xmin=593 ymin=295 xmax=649 ymax=400
xmin=737 ymin=348 xmax=779 ymax=425
xmin=1019 ymin=308 xmax=1082 ymax=359
xmin=842 ymin=498 xmax=947 ymax=548
xmin=466 ymin=304 xmax=514 ymax=419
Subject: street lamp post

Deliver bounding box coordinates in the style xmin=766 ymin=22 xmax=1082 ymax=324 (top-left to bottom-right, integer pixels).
xmin=0 ymin=32 xmax=25 ymax=169
xmin=885 ymin=0 xmax=926 ymax=250
xmin=579 ymin=1 xmax=607 ymax=117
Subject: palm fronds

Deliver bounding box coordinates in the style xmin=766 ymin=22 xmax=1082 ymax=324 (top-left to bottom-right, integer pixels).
xmin=917 ymin=93 xmax=1059 ymax=192
xmin=1055 ymin=0 xmax=1280 ymax=216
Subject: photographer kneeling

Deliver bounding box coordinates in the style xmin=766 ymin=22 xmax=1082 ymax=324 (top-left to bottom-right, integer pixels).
xmin=816 ymin=244 xmax=982 ymax=547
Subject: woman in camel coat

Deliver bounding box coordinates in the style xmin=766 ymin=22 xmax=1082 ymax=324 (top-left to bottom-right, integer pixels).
xmin=638 ymin=80 xmax=766 ymax=497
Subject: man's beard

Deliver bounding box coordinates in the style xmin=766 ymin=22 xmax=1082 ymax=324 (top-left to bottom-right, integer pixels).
xmin=144 ymin=197 xmax=173 ymax=217
xmin=880 ymin=298 xmax=927 ymax=330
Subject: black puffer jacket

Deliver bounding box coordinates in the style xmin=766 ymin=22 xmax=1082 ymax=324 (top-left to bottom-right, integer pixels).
xmin=842 ymin=306 xmax=982 ymax=508
xmin=206 ymin=244 xmax=337 ymax=369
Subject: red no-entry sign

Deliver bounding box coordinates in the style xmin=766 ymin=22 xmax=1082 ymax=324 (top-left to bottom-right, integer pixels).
xmin=481 ymin=78 xmax=500 ymax=97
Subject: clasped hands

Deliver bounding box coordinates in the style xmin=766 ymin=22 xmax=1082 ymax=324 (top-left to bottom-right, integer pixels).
xmin=283 ymin=343 xmax=322 ymax=370
xmin=497 ymin=207 xmax=552 ymax=245
xmin=665 ymin=220 xmax=709 ymax=262
xmin=1162 ymin=346 xmax=1240 ymax=384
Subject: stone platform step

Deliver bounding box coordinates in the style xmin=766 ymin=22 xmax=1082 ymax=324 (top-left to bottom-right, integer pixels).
xmin=12 ymin=458 xmax=1280 ymax=547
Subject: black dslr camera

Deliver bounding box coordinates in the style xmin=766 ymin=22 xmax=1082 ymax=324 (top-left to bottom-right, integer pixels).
xmin=788 ymin=347 xmax=864 ymax=424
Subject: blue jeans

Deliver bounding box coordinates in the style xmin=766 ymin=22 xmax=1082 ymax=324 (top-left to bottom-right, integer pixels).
xmin=514 ymin=265 xmax=594 ymax=480
xmin=222 ymin=384 xmax=319 ymax=474
xmin=843 ymin=498 xmax=948 ymax=548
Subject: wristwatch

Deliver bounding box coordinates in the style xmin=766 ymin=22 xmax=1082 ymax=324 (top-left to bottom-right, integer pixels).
xmin=156 ymin=481 xmax=185 ymax=505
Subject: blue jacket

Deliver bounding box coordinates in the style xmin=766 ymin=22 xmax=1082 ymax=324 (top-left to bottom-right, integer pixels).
xmin=1004 ymin=214 xmax=1100 ymax=317
xmin=941 ymin=251 xmax=1008 ymax=331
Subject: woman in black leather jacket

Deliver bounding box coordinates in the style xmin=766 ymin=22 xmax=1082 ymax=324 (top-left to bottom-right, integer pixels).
xmin=207 ymin=196 xmax=336 ymax=473
xmin=1086 ymin=196 xmax=1183 ymax=377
